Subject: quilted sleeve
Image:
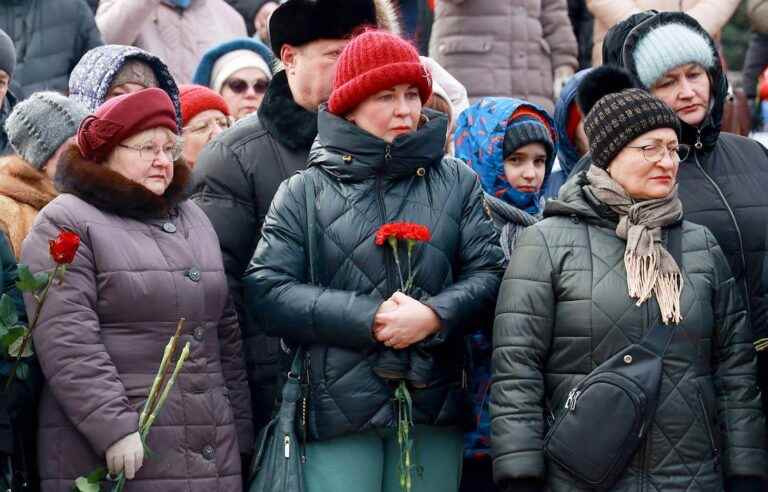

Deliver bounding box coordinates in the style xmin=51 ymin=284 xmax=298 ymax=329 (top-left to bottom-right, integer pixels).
xmin=490 ymin=225 xmax=555 ymax=483
xmin=707 ymin=229 xmax=768 ymax=479
xmin=421 ymin=166 xmax=505 ymax=344
xmin=21 ymin=200 xmax=138 ymax=457
xmin=541 ymin=0 xmax=578 ymax=71
xmin=243 ymin=173 xmax=381 ymax=351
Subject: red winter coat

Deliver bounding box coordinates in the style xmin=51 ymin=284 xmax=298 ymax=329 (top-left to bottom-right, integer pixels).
xmin=21 ymin=146 xmax=253 ymax=492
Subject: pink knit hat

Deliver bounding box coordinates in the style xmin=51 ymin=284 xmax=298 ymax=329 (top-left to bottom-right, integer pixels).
xmin=328 ymin=30 xmax=432 ymax=116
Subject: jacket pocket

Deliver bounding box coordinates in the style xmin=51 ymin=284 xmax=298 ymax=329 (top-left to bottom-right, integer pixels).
xmin=696 ymin=380 xmax=721 ymax=470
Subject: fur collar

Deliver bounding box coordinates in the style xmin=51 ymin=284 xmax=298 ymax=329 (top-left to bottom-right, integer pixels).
xmin=257 ymin=71 xmax=318 ymax=151
xmin=0 ymin=155 xmax=57 ymax=210
xmin=55 ymin=145 xmax=191 ymax=220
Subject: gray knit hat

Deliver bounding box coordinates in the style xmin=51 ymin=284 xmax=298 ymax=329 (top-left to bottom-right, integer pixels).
xmin=503 ymin=117 xmax=555 ymax=173
xmin=0 ymin=29 xmax=15 ymax=78
xmin=5 ymin=92 xmax=88 ymax=170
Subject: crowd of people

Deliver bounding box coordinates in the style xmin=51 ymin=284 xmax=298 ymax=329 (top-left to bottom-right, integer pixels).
xmin=0 ymin=0 xmax=766 ymax=491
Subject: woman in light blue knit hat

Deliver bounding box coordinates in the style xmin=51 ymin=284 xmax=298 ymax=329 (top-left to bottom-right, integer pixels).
xmin=604 ymin=13 xmax=768 ymax=490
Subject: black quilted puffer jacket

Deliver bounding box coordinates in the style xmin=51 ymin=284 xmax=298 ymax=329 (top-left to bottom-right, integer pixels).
xmin=491 ymin=173 xmax=768 ymax=491
xmin=244 ymin=109 xmax=505 ymax=441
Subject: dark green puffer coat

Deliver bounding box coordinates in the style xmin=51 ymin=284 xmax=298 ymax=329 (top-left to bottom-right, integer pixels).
xmin=491 ymin=173 xmax=768 ymax=491
xmin=245 ymin=109 xmax=505 ymax=441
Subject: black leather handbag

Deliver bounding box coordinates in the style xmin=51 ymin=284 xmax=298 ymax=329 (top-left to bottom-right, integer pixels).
xmin=543 ymin=227 xmax=681 ymax=491
xmin=248 ymin=174 xmax=317 ymax=492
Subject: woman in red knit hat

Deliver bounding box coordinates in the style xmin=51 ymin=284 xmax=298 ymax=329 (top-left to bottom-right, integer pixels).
xmin=21 ymin=88 xmax=253 ymax=491
xmin=246 ymin=29 xmax=503 ymax=492
xmin=179 ymin=84 xmax=232 ymax=168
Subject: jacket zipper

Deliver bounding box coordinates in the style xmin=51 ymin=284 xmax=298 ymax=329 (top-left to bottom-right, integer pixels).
xmin=377 ymin=145 xmax=397 ymax=293
xmin=696 ymin=388 xmax=721 ymax=470
xmin=691 ymin=148 xmax=749 ymax=315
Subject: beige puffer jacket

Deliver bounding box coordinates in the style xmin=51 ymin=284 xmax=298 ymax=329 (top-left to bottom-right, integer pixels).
xmin=429 ymin=0 xmax=577 ymax=113
xmin=586 ymin=0 xmax=740 ymax=65
xmin=96 ymin=0 xmax=247 ymax=84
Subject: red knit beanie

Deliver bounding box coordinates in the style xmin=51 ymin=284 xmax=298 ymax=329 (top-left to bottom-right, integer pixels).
xmin=77 ymin=87 xmax=178 ymax=162
xmin=328 ymin=29 xmax=432 ymax=116
xmin=179 ymin=84 xmax=230 ymax=127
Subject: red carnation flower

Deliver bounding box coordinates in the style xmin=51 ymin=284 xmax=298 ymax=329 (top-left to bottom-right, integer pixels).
xmin=49 ymin=230 xmax=80 ymax=265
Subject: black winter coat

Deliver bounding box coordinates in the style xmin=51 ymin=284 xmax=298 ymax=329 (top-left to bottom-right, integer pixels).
xmin=602 ymin=11 xmax=768 ymax=409
xmin=0 ymin=231 xmax=42 ymax=491
xmin=192 ymin=71 xmax=317 ymax=429
xmin=244 ymin=109 xmax=505 ymax=440
xmin=492 ymin=173 xmax=768 ymax=491
xmin=0 ymin=0 xmax=102 ymax=99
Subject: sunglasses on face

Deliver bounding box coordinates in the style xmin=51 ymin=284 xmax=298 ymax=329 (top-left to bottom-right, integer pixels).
xmin=224 ymin=77 xmax=269 ymax=94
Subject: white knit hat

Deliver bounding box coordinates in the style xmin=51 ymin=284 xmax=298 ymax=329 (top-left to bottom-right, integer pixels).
xmin=211 ymin=49 xmax=273 ymax=93
xmin=632 ymin=23 xmax=716 ymax=88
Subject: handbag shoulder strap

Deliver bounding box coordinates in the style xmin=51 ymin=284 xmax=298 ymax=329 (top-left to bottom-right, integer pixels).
xmin=641 ymin=224 xmax=683 ymax=357
xmin=303 ymin=172 xmax=318 ymax=286
xmin=288 ymin=172 xmax=318 ymax=369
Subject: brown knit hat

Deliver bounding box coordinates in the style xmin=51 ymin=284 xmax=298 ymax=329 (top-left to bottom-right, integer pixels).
xmin=577 ymin=66 xmax=680 ymax=169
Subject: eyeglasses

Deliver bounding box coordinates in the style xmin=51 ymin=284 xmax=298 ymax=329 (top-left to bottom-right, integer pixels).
xmin=118 ymin=139 xmax=184 ymax=162
xmin=224 ymin=77 xmax=269 ymax=94
xmin=626 ymin=143 xmax=690 ymax=163
xmin=182 ymin=116 xmax=232 ymax=135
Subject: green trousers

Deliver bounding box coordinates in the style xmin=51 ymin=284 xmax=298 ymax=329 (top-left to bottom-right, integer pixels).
xmin=304 ymin=425 xmax=463 ymax=492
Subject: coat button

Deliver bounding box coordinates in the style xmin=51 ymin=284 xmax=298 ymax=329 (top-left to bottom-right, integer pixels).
xmin=194 ymin=325 xmax=205 ymax=341
xmin=416 ymin=167 xmax=426 ymax=176
xmin=162 ymin=222 xmax=177 ymax=233
xmin=201 ymin=444 xmax=215 ymax=460
xmin=624 ymin=355 xmax=633 ymax=364
xmin=186 ymin=268 xmax=201 ymax=282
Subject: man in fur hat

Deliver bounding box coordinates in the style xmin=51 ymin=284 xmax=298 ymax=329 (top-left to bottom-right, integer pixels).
xmin=191 ymin=0 xmax=401 ymax=433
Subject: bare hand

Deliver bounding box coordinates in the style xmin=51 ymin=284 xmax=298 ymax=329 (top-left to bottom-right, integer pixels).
xmin=373 ymin=292 xmax=442 ymax=350
xmin=106 ymin=431 xmax=144 ymax=480
xmin=553 ymin=65 xmax=575 ymax=99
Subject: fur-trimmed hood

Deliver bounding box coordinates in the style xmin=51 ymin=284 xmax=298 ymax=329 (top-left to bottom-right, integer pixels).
xmin=54 ymin=145 xmax=191 ymax=220
xmin=0 ymin=155 xmax=57 ymax=210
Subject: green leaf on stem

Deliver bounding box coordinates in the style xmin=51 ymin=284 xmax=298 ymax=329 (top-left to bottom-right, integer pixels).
xmin=16 ymin=265 xmax=49 ymax=293
xmin=8 ymin=330 xmax=33 ymax=358
xmin=14 ymin=362 xmax=28 ymax=381
xmin=73 ymin=476 xmax=100 ymax=492
xmin=0 ymin=294 xmax=17 ymax=327
xmin=72 ymin=467 xmax=107 ymax=492
xmin=2 ymin=326 xmax=25 ymax=351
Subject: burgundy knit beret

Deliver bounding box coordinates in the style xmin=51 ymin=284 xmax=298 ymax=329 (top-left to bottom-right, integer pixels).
xmin=328 ymin=30 xmax=432 ymax=116
xmin=77 ymin=87 xmax=178 ymax=162
xmin=179 ymin=84 xmax=230 ymax=127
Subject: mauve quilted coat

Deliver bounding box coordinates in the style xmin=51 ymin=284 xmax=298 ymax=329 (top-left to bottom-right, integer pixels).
xmin=20 ymin=147 xmax=253 ymax=492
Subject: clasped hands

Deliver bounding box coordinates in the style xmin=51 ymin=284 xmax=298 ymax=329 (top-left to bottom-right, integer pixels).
xmin=372 ymin=292 xmax=442 ymax=350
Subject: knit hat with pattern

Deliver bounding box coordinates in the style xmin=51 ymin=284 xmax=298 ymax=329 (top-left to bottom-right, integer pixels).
xmin=577 ymin=66 xmax=680 ymax=169
xmin=5 ymin=92 xmax=88 ymax=170
xmin=328 ymin=29 xmax=432 ymax=116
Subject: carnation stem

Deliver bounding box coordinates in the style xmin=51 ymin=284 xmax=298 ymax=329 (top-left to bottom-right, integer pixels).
xmin=5 ymin=264 xmax=62 ymax=392
xmin=388 ymin=237 xmax=406 ymax=291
